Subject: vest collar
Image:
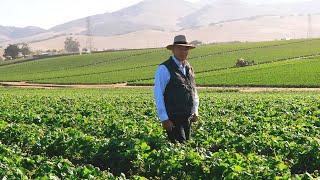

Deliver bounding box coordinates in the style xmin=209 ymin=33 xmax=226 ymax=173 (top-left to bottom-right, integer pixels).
xmin=169 ymin=56 xmax=191 ymax=79
xmin=172 ymin=56 xmax=188 ymax=68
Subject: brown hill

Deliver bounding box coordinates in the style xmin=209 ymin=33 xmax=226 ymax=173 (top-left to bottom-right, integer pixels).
xmin=1 ymin=0 xmax=320 ymax=51
xmin=27 ymin=15 xmax=320 ymax=51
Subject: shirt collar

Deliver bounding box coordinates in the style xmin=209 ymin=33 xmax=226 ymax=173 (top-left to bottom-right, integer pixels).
xmin=172 ymin=56 xmax=188 ymax=68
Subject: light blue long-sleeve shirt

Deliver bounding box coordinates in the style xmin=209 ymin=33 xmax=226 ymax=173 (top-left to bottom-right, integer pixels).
xmin=154 ymin=56 xmax=199 ymax=122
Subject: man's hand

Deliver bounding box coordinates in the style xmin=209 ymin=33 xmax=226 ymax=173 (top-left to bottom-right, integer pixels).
xmin=191 ymin=113 xmax=198 ymax=122
xmin=162 ymin=120 xmax=175 ymax=131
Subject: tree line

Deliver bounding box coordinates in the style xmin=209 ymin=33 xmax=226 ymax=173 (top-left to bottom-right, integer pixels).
xmin=2 ymin=37 xmax=81 ymax=60
xmin=2 ymin=37 xmax=204 ymax=60
xmin=3 ymin=43 xmax=31 ymax=59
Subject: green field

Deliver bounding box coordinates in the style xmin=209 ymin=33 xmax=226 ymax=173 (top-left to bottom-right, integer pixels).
xmin=0 ymin=87 xmax=319 ymax=179
xmin=1 ymin=38 xmax=320 ymax=179
xmin=136 ymin=57 xmax=320 ymax=87
xmin=196 ymin=57 xmax=320 ymax=87
xmin=0 ymin=38 xmax=320 ymax=87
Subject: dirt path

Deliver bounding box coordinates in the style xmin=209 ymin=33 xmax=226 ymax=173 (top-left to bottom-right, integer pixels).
xmin=0 ymin=82 xmax=132 ymax=89
xmin=1 ymin=81 xmax=320 ymax=92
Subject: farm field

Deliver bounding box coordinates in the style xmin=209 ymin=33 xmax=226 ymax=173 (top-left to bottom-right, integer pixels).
xmin=135 ymin=57 xmax=320 ymax=87
xmin=196 ymin=57 xmax=320 ymax=87
xmin=0 ymin=38 xmax=320 ymax=87
xmin=0 ymin=87 xmax=319 ymax=179
xmin=1 ymin=38 xmax=320 ymax=179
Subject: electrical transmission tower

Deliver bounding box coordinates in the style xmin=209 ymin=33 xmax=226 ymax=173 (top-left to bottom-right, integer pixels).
xmin=307 ymin=14 xmax=312 ymax=38
xmin=86 ymin=17 xmax=94 ymax=52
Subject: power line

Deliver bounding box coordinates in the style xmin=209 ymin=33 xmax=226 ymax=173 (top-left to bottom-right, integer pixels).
xmin=86 ymin=17 xmax=94 ymax=51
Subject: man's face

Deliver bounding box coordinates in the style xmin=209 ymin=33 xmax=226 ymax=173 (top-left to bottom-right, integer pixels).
xmin=172 ymin=46 xmax=190 ymax=62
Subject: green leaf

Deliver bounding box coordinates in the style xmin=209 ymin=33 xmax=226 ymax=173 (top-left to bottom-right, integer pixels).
xmin=278 ymin=163 xmax=287 ymax=171
xmin=140 ymin=142 xmax=150 ymax=151
xmin=234 ymin=165 xmax=244 ymax=172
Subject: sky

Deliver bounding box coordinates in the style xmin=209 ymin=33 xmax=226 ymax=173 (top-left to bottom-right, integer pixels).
xmin=0 ymin=0 xmax=312 ymax=29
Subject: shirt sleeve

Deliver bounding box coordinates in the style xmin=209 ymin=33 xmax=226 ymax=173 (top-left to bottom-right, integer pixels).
xmin=154 ymin=65 xmax=170 ymax=121
xmin=189 ymin=65 xmax=199 ymax=115
xmin=193 ymin=89 xmax=199 ymax=115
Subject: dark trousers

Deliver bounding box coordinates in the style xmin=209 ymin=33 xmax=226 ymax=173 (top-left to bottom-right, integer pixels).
xmin=166 ymin=117 xmax=191 ymax=143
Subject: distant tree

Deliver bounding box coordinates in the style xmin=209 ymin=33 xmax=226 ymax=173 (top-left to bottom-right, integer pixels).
xmin=34 ymin=50 xmax=45 ymax=55
xmin=64 ymin=37 xmax=80 ymax=53
xmin=190 ymin=40 xmax=203 ymax=46
xmin=20 ymin=43 xmax=32 ymax=58
xmin=3 ymin=44 xmax=20 ymax=59
xmin=58 ymin=49 xmax=67 ymax=54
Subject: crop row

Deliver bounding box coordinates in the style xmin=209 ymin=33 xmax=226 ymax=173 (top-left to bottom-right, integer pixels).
xmin=195 ymin=57 xmax=320 ymax=87
xmin=135 ymin=56 xmax=320 ymax=87
xmin=189 ymin=39 xmax=320 ymax=72
xmin=0 ymin=49 xmax=168 ymax=82
xmin=0 ymin=48 xmax=154 ymax=69
xmin=188 ymin=39 xmax=317 ymax=59
xmin=25 ymin=39 xmax=320 ymax=85
xmin=0 ymin=38 xmax=310 ymax=69
xmin=0 ymin=142 xmax=120 ymax=179
xmin=0 ymin=39 xmax=317 ymax=84
xmin=188 ymin=38 xmax=318 ymax=60
xmin=0 ymin=88 xmax=319 ymax=179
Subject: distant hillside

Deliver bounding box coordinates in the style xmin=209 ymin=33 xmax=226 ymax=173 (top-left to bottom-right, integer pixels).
xmin=0 ymin=34 xmax=10 ymax=43
xmin=0 ymin=26 xmax=46 ymax=41
xmin=0 ymin=0 xmax=320 ymax=49
xmin=180 ymin=0 xmax=320 ymax=28
xmin=47 ymin=0 xmax=320 ymax=35
xmin=25 ymin=14 xmax=320 ymax=51
xmin=113 ymin=0 xmax=197 ymax=31
xmin=48 ymin=12 xmax=162 ymax=37
xmin=179 ymin=0 xmax=263 ymax=28
xmin=48 ymin=0 xmax=197 ymax=36
xmin=0 ymin=48 xmax=4 ymax=61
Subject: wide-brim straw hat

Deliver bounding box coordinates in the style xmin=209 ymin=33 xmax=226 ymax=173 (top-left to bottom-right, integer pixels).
xmin=166 ymin=35 xmax=196 ymax=50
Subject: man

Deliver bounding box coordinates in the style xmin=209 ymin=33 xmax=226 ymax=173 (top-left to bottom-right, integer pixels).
xmin=154 ymin=35 xmax=199 ymax=143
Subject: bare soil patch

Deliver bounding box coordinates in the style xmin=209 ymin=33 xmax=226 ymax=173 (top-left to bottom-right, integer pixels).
xmin=1 ymin=82 xmax=320 ymax=92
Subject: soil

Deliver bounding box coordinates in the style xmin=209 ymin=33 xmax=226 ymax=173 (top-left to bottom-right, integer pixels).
xmin=1 ymin=81 xmax=320 ymax=92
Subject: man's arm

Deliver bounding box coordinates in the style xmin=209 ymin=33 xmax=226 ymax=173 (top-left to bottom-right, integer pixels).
xmin=154 ymin=65 xmax=170 ymax=121
xmin=191 ymin=90 xmax=199 ymax=122
xmin=191 ymin=65 xmax=199 ymax=121
xmin=154 ymin=65 xmax=175 ymax=131
xmin=193 ymin=89 xmax=199 ymax=115
xmin=189 ymin=65 xmax=199 ymax=119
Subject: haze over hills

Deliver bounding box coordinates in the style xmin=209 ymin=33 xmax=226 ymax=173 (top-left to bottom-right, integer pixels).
xmin=0 ymin=26 xmax=46 ymax=42
xmin=0 ymin=0 xmax=319 ymax=52
xmin=180 ymin=0 xmax=320 ymax=28
xmin=112 ymin=0 xmax=197 ymax=31
xmin=0 ymin=0 xmax=198 ymax=43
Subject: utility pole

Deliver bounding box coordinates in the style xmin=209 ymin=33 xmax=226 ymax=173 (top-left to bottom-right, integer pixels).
xmin=86 ymin=17 xmax=94 ymax=52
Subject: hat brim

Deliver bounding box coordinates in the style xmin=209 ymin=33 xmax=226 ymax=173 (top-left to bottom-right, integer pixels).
xmin=166 ymin=44 xmax=196 ymax=50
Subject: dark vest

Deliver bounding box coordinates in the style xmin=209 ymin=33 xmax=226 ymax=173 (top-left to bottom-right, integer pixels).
xmin=161 ymin=57 xmax=196 ymax=119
